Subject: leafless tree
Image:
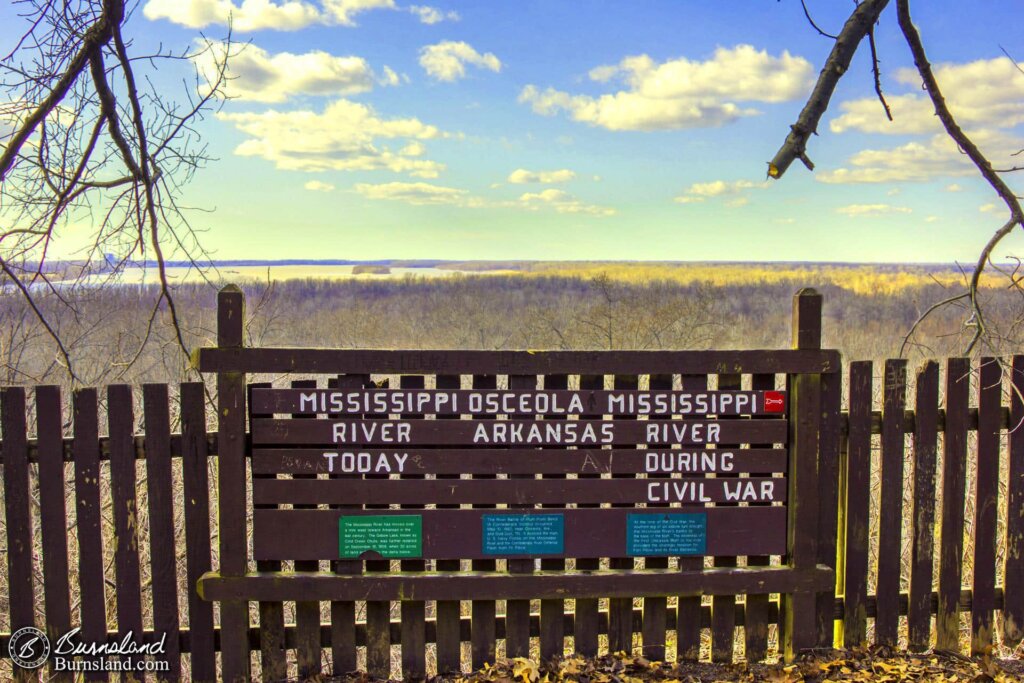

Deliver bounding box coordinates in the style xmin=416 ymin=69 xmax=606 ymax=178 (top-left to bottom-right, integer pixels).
xmin=769 ymin=0 xmax=1023 ymax=356
xmin=0 ymin=0 xmax=233 ymax=383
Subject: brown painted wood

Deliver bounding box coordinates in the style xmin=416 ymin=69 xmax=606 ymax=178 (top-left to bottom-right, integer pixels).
xmin=539 ymin=373 xmax=568 ymax=662
xmin=433 ymin=374 xmax=463 ymax=674
xmin=248 ymin=382 xmax=286 ymax=683
xmin=199 ymin=565 xmax=836 ymax=602
xmin=471 ymin=374 xmax=498 ymax=670
xmin=815 ymin=367 xmax=842 ymax=648
xmin=641 ymin=373 xmax=672 ymax=662
xmin=841 ymin=361 xmax=872 ymax=648
xmin=506 ymin=374 xmax=538 ymax=661
xmin=179 ymin=383 xmax=216 ymax=682
xmin=251 ymin=388 xmax=788 ymax=416
xmin=908 ymin=361 xmax=939 ymax=652
xmin=253 ymin=447 xmax=787 ymax=475
xmin=744 ymin=373 xmax=779 ymax=663
xmin=971 ymin=358 xmax=1001 ymax=655
xmin=3 ymin=387 xmax=37 ymax=683
xmin=572 ymin=374 xmax=603 ymax=659
xmin=72 ymin=388 xmax=109 ymax=682
xmin=875 ymin=359 xmax=907 ymax=646
xmin=399 ymin=375 xmax=428 ymax=681
xmin=214 ymin=285 xmax=251 ymax=683
xmin=330 ymin=374 xmax=367 ymax=676
xmin=251 ymin=475 xmax=788 ymax=506
xmin=254 ymin=506 xmax=787 ymax=561
xmin=108 ymin=384 xmax=144 ymax=680
xmin=199 ymin=347 xmax=841 ymax=376
xmin=35 ymin=386 xmax=72 ymax=683
xmin=143 ymin=384 xmax=182 ymax=680
xmin=288 ymin=379 xmax=323 ymax=680
xmin=252 ymin=417 xmax=788 ymax=446
xmin=676 ymin=373 xmax=707 ymax=662
xmin=712 ymin=373 xmax=741 ymax=664
xmin=782 ymin=288 xmax=822 ymax=663
xmin=937 ymin=357 xmax=970 ymax=651
xmin=1005 ymin=355 xmax=1024 ymax=647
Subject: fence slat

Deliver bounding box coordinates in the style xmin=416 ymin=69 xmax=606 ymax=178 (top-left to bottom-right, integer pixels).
xmin=572 ymin=374 xmax=604 ymax=659
xmin=249 ymin=381 xmax=286 ymax=682
xmin=781 ymin=289 xmax=822 ymax=662
xmin=399 ymin=374 xmax=428 ymax=680
xmin=291 ymin=378 xmax=323 ymax=679
xmin=434 ymin=373 xmax=463 ymax=674
xmin=471 ymin=374 xmax=498 ymax=669
xmin=180 ymin=383 xmax=216 ymax=682
xmin=608 ymin=374 xmax=638 ymax=655
xmin=1006 ymin=355 xmax=1024 ymax=647
xmin=639 ymin=373 xmax=672 ymax=662
xmin=3 ymin=387 xmax=36 ymax=683
xmin=908 ymin=361 xmax=939 ymax=651
xmin=365 ymin=375 xmax=392 ymax=680
xmin=143 ymin=384 xmax=182 ymax=680
xmin=73 ymin=388 xmax=109 ymax=682
xmin=841 ymin=361 xmax=872 ymax=648
xmin=330 ymin=374 xmax=367 ymax=676
xmin=109 ymin=384 xmax=144 ymax=679
xmin=816 ymin=368 xmax=842 ymax=648
xmin=506 ymin=374 xmax=538 ymax=660
xmin=876 ymin=359 xmax=907 ymax=646
xmin=676 ymin=373 xmax=707 ymax=662
xmin=711 ymin=373 xmax=741 ymax=663
xmin=937 ymin=357 xmax=970 ymax=651
xmin=744 ymin=373 xmax=777 ymax=662
xmin=539 ymin=373 xmax=568 ymax=661
xmin=36 ymin=386 xmax=72 ymax=683
xmin=971 ymin=358 xmax=1001 ymax=654
xmin=216 ymin=286 xmax=252 ymax=682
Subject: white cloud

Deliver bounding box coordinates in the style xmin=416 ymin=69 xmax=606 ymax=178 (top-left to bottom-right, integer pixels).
xmin=304 ymin=180 xmax=335 ymax=191
xmin=830 ymin=57 xmax=1024 ymax=135
xmin=980 ymin=203 xmax=1005 ymax=214
xmin=925 ymin=215 xmax=939 ymax=223
xmin=217 ymin=99 xmax=450 ymax=176
xmin=354 ymin=182 xmax=615 ymax=216
xmin=836 ymin=203 xmax=913 ymax=217
xmin=674 ymin=179 xmax=767 ymax=204
xmin=816 ymin=131 xmax=1023 ymax=184
xmin=378 ymin=66 xmax=402 ymax=87
xmin=518 ymin=188 xmax=615 ymax=216
xmin=419 ymin=41 xmax=501 ymax=82
xmin=520 ymin=45 xmax=813 ymax=131
xmin=725 ymin=196 xmax=749 ymax=208
xmin=322 ymin=0 xmax=394 ymax=25
xmin=144 ymin=0 xmax=322 ymax=31
xmin=145 ymin=0 xmax=405 ymax=29
xmin=507 ymin=168 xmax=576 ymax=184
xmin=945 ymin=183 xmax=963 ymax=192
xmin=408 ymin=5 xmax=458 ymax=23
xmin=354 ymin=181 xmax=470 ymax=205
xmin=886 ymin=187 xmax=901 ymax=196
xmin=196 ymin=42 xmax=381 ymax=103
xmin=774 ymin=217 xmax=796 ymax=224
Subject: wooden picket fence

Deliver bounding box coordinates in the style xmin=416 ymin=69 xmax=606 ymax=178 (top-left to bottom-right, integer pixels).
xmin=1 ymin=357 xmax=1023 ymax=680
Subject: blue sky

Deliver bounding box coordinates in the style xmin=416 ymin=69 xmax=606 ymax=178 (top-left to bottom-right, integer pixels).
xmin=4 ymin=0 xmax=1023 ymax=262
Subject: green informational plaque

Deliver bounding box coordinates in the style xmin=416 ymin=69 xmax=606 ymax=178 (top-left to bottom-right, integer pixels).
xmin=626 ymin=512 xmax=706 ymax=556
xmin=339 ymin=515 xmax=423 ymax=558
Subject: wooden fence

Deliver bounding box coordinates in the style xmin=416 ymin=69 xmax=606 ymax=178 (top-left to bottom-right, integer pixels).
xmin=1 ymin=291 xmax=1023 ymax=682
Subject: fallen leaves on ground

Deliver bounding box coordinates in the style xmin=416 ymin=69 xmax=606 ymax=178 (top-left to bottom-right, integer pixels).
xmin=310 ymin=647 xmax=1022 ymax=683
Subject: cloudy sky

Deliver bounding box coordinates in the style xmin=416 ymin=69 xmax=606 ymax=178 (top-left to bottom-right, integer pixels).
xmin=6 ymin=1 xmax=1023 ymax=262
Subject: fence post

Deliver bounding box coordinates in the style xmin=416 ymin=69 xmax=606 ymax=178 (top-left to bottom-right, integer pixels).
xmin=782 ymin=288 xmax=822 ymax=662
xmin=216 ymin=285 xmax=251 ymax=682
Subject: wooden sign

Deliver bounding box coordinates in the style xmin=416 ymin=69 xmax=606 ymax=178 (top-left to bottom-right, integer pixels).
xmin=250 ymin=388 xmax=787 ymax=416
xmin=251 ymin=417 xmax=788 ymax=446
xmin=251 ymin=447 xmax=789 ymax=475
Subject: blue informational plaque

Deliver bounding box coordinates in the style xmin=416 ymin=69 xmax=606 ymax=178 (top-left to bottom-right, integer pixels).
xmin=482 ymin=513 xmax=565 ymax=555
xmin=627 ymin=512 xmax=707 ymax=556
